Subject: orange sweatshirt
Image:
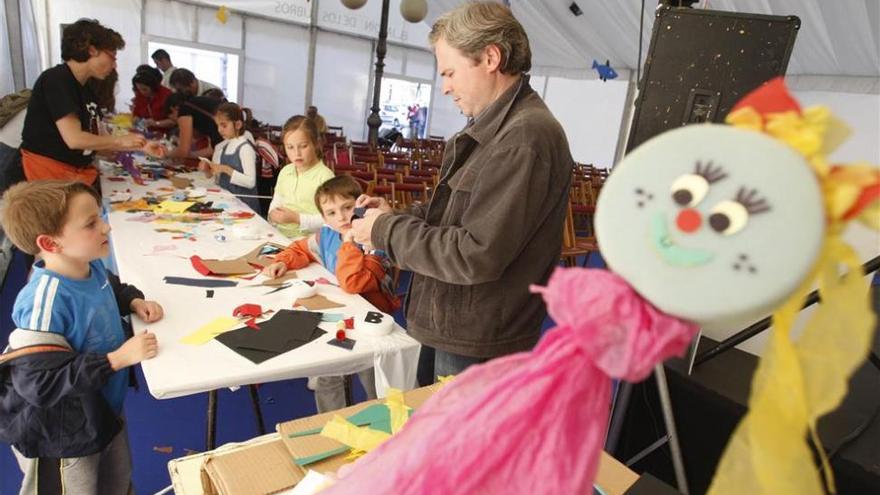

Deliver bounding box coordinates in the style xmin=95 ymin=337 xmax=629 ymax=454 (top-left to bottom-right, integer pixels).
xmin=274 ymin=235 xmax=401 ymax=314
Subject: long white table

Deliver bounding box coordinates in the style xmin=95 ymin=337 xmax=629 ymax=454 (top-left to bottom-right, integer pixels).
xmin=99 ymin=166 xmax=420 ymax=403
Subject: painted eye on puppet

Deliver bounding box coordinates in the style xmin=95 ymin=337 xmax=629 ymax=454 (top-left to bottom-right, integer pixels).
xmin=670 ymin=161 xmax=728 ymax=208
xmin=708 ymin=200 xmax=748 ymax=235
xmin=708 ymin=187 xmax=771 ymax=236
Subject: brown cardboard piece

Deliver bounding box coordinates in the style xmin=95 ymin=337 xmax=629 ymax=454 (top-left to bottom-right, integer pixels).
xmin=201 ymin=438 xmax=300 ymax=495
xmin=199 ymin=258 xmax=256 ymax=276
xmin=262 ymin=272 xmax=298 ymax=286
xmin=242 ymin=242 xmax=290 ymax=268
xmin=169 ymin=175 xmax=193 ymax=189
xmin=294 ymin=295 xmax=345 ymax=311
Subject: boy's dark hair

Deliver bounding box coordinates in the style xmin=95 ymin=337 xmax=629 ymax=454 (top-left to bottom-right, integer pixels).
xmin=132 ymin=66 xmax=162 ymax=91
xmin=0 ymin=181 xmax=101 ymax=255
xmin=281 ymin=115 xmax=323 ymax=160
xmin=151 ymin=49 xmax=170 ymax=61
xmin=314 ymin=175 xmax=363 ymax=214
xmin=61 ymin=19 xmax=125 ymax=63
xmin=169 ymin=68 xmax=196 ymax=88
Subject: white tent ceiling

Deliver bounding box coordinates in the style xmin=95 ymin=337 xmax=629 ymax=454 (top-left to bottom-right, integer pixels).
xmin=425 ymin=0 xmax=880 ymax=92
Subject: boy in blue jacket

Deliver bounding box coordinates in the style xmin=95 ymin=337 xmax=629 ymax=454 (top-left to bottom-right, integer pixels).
xmin=0 ymin=180 xmax=163 ymax=494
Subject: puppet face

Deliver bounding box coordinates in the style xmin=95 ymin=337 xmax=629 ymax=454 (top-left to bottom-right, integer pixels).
xmin=595 ymin=124 xmax=824 ymax=330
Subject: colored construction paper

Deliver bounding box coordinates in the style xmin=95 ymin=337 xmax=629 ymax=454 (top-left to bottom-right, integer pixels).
xmin=295 ymin=295 xmax=345 ymax=310
xmin=155 ymin=200 xmax=195 ymax=214
xmin=169 ymin=175 xmax=193 ymax=189
xmin=293 ymin=447 xmax=349 ymax=467
xmin=327 ymin=337 xmax=355 ymax=351
xmin=262 ymin=272 xmax=298 ymax=286
xmin=163 ymin=276 xmax=237 ymax=288
xmin=321 ymin=313 xmax=345 ymax=323
xmin=190 ymin=255 xmax=255 ymax=276
xmin=180 ymin=316 xmax=241 ymax=345
xmin=215 ymin=310 xmax=325 ymax=364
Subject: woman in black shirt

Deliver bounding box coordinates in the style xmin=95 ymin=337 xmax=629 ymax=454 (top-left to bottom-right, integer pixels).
xmin=163 ymin=93 xmax=223 ymax=159
xmin=20 ymin=19 xmax=163 ymax=184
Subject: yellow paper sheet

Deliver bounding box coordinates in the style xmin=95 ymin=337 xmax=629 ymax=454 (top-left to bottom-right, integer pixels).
xmin=320 ymin=415 xmax=390 ymax=453
xmin=180 ymin=316 xmax=240 ymax=345
xmin=155 ymin=200 xmax=195 ymax=214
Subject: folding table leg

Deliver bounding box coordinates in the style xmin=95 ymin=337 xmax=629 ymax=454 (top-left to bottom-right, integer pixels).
xmin=249 ymin=384 xmax=267 ymax=435
xmin=206 ymin=390 xmax=218 ymax=451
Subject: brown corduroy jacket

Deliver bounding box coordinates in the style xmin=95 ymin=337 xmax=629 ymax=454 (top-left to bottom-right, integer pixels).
xmin=372 ymin=76 xmax=574 ymax=358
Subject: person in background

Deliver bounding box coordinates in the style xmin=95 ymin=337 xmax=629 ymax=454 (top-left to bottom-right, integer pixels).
xmin=306 ymin=105 xmax=328 ymax=134
xmin=200 ymin=102 xmax=260 ymax=212
xmin=130 ymin=65 xmax=173 ymax=133
xmin=169 ymin=68 xmax=222 ymax=98
xmin=268 ymin=115 xmax=334 ymax=239
xmin=163 ymin=92 xmax=222 ymax=159
xmin=20 ymin=19 xmax=163 ymax=185
xmin=151 ymin=48 xmax=176 ymax=89
xmin=262 ymin=175 xmax=399 ymax=411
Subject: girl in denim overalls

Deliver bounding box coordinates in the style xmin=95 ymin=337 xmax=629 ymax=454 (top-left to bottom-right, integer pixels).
xmin=201 ymin=102 xmax=260 ymax=212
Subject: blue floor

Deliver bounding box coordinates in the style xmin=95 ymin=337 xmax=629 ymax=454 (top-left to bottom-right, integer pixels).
xmin=0 ymin=252 xmax=604 ymax=494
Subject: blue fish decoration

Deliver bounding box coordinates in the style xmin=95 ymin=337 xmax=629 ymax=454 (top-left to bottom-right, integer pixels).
xmin=592 ymin=59 xmax=618 ymax=81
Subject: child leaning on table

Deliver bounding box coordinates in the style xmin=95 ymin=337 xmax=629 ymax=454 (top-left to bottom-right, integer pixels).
xmin=262 ymin=175 xmax=400 ymax=412
xmin=0 ymin=180 xmax=164 ymax=494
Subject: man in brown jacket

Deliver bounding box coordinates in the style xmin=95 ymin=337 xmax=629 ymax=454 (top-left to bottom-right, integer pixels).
xmin=352 ymin=2 xmax=573 ymax=382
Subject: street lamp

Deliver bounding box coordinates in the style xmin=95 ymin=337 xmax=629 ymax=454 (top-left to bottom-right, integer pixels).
xmin=342 ymin=0 xmax=428 ymax=147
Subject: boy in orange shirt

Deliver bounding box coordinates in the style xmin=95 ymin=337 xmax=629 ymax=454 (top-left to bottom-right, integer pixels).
xmin=263 ymin=175 xmax=399 ymax=411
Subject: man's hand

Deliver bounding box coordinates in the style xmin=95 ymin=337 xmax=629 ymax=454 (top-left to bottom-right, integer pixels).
xmin=355 ymin=194 xmax=393 ymax=215
xmin=351 ymin=208 xmax=385 ymax=246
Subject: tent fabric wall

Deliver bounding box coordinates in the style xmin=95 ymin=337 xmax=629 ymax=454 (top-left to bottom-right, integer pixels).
xmin=145 ymin=0 xmax=195 ymax=42
xmin=45 ymin=0 xmax=143 ymax=111
xmin=0 ymin=4 xmax=15 ymax=96
xmin=243 ymin=17 xmax=309 ymax=126
xmin=312 ymin=30 xmax=373 ymax=141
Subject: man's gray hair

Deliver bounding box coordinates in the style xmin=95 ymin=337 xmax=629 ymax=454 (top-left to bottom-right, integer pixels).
xmin=429 ymin=2 xmax=531 ymax=75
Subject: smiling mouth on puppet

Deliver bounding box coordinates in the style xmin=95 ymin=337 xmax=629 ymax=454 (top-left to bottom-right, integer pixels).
xmin=650 ymin=212 xmax=714 ymax=267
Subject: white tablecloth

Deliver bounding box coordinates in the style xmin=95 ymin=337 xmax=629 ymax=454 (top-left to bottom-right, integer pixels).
xmin=100 ymin=168 xmax=420 ymax=399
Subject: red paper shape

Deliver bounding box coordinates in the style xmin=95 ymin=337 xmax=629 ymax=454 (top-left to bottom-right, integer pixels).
xmin=336 ymin=329 xmax=346 ymax=341
xmin=344 ymin=317 xmax=355 ymax=330
xmin=234 ymin=303 xmax=263 ymax=318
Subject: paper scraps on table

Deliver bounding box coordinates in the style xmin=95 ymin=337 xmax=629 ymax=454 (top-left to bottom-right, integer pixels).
xmin=146 ymin=244 xmax=177 ymax=255
xmin=190 ymin=255 xmax=256 ymax=276
xmin=206 ymin=290 xmax=214 ymax=298
xmin=262 ymin=272 xmax=298 ymax=287
xmin=113 ymin=199 xmax=152 ymax=212
xmin=180 ymin=316 xmax=241 ymax=345
xmin=327 ymin=337 xmax=355 ymax=351
xmin=169 ymin=175 xmax=193 ymax=189
xmin=313 ymin=277 xmax=337 ymax=286
xmin=154 ymin=200 xmax=195 ymax=214
xmin=321 ymin=313 xmax=345 ymax=323
xmin=241 ymin=242 xmax=288 ymax=268
xmin=294 ymin=295 xmax=345 ymax=311
xmin=215 ymin=310 xmax=325 ymax=364
xmin=163 ymin=276 xmax=237 ymax=288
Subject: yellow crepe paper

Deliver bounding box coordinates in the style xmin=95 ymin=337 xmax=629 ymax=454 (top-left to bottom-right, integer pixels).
xmin=710 ymin=104 xmax=877 ymax=494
